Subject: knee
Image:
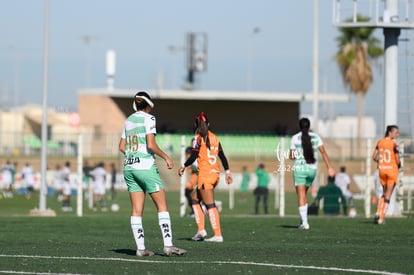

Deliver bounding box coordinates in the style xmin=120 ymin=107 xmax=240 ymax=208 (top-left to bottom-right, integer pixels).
xmin=205 ymin=203 xmax=216 ymax=209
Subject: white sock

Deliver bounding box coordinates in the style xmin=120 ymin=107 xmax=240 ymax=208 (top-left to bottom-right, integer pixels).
xmin=299 ymin=204 xmax=308 ymax=225
xmin=130 ymin=216 xmax=145 ymax=250
xmin=158 ymin=212 xmax=173 ymax=247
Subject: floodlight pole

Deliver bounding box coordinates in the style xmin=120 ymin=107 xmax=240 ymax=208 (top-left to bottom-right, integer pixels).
xmin=39 ymin=0 xmax=49 ymax=212
xmin=383 ymin=0 xmax=399 ymax=126
xmin=312 ymin=0 xmax=319 ymax=132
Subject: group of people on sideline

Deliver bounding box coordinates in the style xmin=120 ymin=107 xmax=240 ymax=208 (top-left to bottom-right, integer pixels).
xmin=0 ymin=158 xmax=119 ymax=213
xmin=1 ymin=161 xmax=36 ymax=199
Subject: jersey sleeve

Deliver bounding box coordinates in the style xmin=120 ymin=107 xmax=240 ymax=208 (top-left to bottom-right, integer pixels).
xmin=315 ymin=133 xmax=323 ymax=147
xmin=145 ymin=115 xmax=157 ymax=135
xmin=289 ymin=135 xmax=296 ymax=150
xmin=121 ymin=124 xmax=127 ymax=139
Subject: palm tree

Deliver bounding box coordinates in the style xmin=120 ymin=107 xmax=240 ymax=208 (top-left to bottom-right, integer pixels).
xmin=336 ymin=15 xmax=383 ymax=156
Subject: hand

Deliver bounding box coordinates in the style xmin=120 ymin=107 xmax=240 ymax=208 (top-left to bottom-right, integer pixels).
xmin=327 ymin=167 xmax=335 ymax=177
xmin=165 ymin=157 xmax=173 ymax=169
xmin=178 ymin=167 xmax=185 ymax=176
xmin=225 ymin=173 xmax=233 ymax=185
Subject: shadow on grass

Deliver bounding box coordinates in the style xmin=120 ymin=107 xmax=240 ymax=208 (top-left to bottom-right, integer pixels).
xmin=110 ymin=248 xmax=185 ymax=257
xmin=111 ymin=248 xmax=136 ymax=256
xmin=279 ymin=225 xmax=300 ymax=229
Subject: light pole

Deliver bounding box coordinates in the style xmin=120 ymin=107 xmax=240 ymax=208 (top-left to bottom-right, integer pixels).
xmin=31 ymin=0 xmax=55 ymax=216
xmin=312 ymin=0 xmax=319 ymax=132
xmin=247 ymin=27 xmax=260 ymax=92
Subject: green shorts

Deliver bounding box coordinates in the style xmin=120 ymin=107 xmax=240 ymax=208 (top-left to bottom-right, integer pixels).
xmin=293 ymin=166 xmax=317 ymax=187
xmin=123 ymin=165 xmax=165 ymax=193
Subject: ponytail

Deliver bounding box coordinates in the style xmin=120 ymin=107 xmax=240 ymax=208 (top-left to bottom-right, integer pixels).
xmin=299 ymin=118 xmax=315 ymax=164
xmin=195 ymin=112 xmax=210 ymax=149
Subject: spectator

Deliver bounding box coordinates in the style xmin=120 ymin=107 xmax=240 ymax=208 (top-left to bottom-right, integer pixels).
xmin=253 ymin=163 xmax=270 ymax=214
xmin=239 ymin=165 xmax=250 ymax=203
xmin=53 ymin=164 xmax=63 ymax=201
xmin=21 ymin=162 xmax=35 ymax=199
xmin=1 ymin=160 xmax=14 ymax=198
xmin=89 ymin=162 xmax=108 ymax=211
xmin=315 ymin=175 xmax=348 ymax=216
xmin=334 ymin=166 xmax=354 ymax=208
xmin=61 ymin=161 xmax=72 ymax=212
xmin=110 ymin=163 xmax=117 ymax=200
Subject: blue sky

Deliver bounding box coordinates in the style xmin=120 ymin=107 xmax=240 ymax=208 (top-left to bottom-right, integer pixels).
xmin=0 ymin=0 xmax=413 ymax=135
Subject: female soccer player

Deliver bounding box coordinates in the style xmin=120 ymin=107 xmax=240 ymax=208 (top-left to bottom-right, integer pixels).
xmin=290 ymin=117 xmax=335 ymax=230
xmin=178 ymin=112 xmax=233 ymax=242
xmin=119 ymin=91 xmax=186 ymax=257
xmin=372 ymin=125 xmax=400 ymax=225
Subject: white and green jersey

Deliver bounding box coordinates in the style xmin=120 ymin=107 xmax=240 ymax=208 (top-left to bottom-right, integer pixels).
xmin=121 ymin=111 xmax=157 ymax=170
xmin=290 ymin=131 xmax=323 ymax=170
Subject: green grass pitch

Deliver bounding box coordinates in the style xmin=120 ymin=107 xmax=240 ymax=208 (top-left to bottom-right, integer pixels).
xmin=0 ymin=190 xmax=413 ymax=274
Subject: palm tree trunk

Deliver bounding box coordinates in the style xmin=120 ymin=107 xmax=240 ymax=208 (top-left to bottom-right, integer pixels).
xmin=357 ymin=92 xmax=364 ymax=158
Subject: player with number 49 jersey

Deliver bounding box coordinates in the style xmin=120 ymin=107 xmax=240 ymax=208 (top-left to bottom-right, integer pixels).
xmin=121 ymin=111 xmax=157 ymax=171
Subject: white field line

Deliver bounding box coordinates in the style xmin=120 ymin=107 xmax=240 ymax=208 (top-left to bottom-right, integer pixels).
xmin=0 ymin=254 xmax=407 ymax=275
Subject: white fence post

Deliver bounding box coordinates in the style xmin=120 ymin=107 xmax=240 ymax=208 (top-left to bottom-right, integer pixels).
xmin=179 ymin=135 xmax=187 ymax=217
xmin=76 ymin=134 xmax=83 ymax=217
xmin=364 ymin=139 xmax=372 ymax=218
xmin=279 ymin=137 xmax=285 ymax=217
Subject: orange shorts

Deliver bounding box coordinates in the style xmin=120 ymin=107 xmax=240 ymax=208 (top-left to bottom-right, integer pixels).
xmin=197 ymin=173 xmax=220 ymax=190
xmin=379 ymin=169 xmax=398 ymax=186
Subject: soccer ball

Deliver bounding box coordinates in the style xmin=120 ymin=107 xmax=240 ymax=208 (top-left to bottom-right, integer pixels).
xmin=111 ymin=203 xmax=120 ymax=212
xmin=349 ymin=208 xmax=357 ymax=218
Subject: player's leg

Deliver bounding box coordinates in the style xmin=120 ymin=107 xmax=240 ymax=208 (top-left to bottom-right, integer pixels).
xmin=124 ymin=169 xmax=153 ymax=256
xmin=191 ymin=190 xmax=206 ymax=240
xmin=199 ymin=178 xmax=223 ymax=242
xmin=263 ymin=190 xmax=269 ymax=214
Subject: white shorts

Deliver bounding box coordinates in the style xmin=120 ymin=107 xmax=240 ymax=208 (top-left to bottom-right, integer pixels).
xmin=62 ymin=182 xmax=71 ymax=196
xmin=93 ymin=183 xmax=106 ymax=196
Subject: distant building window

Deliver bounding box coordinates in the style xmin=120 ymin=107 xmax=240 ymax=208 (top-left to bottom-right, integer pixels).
xmin=94 ymin=125 xmax=102 ymax=140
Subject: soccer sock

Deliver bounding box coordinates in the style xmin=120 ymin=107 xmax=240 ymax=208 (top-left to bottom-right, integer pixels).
xmin=192 ymin=203 xmax=205 ymax=232
xmin=299 ymin=204 xmax=308 ymax=225
xmin=376 ymin=196 xmax=384 ymax=216
xmin=130 ymin=216 xmax=145 ymax=250
xmin=158 ymin=211 xmax=173 ymax=247
xmin=207 ymin=207 xmax=222 ymax=237
xmin=380 ymin=199 xmax=390 ymax=221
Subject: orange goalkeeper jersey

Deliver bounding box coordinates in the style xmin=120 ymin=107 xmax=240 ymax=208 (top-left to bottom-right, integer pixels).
xmin=376 ymin=137 xmax=399 ymax=171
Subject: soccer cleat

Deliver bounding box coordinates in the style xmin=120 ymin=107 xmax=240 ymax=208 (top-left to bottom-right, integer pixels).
xmin=374 ymin=214 xmax=380 ymax=224
xmin=136 ymin=249 xmax=155 ymax=257
xmin=377 ymin=219 xmax=386 ymax=225
xmin=204 ymin=235 xmax=223 ymax=242
xmin=163 ymin=246 xmax=187 ymax=256
xmin=298 ymin=223 xmax=310 ymax=230
xmin=191 ymin=230 xmax=207 ymax=241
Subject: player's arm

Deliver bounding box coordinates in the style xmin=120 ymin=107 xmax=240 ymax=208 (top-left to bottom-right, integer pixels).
xmin=119 ymin=138 xmax=126 ymax=154
xmin=218 ymin=143 xmax=232 ymax=184
xmin=372 ymin=145 xmax=379 ymax=162
xmin=318 ymin=145 xmax=335 ymax=177
xmin=178 ymin=148 xmax=199 ymax=176
xmin=147 ymin=133 xmax=173 ymax=169
xmin=394 ymin=144 xmax=401 ymax=168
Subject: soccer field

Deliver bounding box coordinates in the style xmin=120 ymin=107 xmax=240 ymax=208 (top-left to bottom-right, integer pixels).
xmin=0 ymin=191 xmax=413 ymax=274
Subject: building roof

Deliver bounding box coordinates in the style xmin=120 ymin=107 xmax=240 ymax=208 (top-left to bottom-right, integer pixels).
xmin=78 ymin=88 xmax=350 ymax=103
